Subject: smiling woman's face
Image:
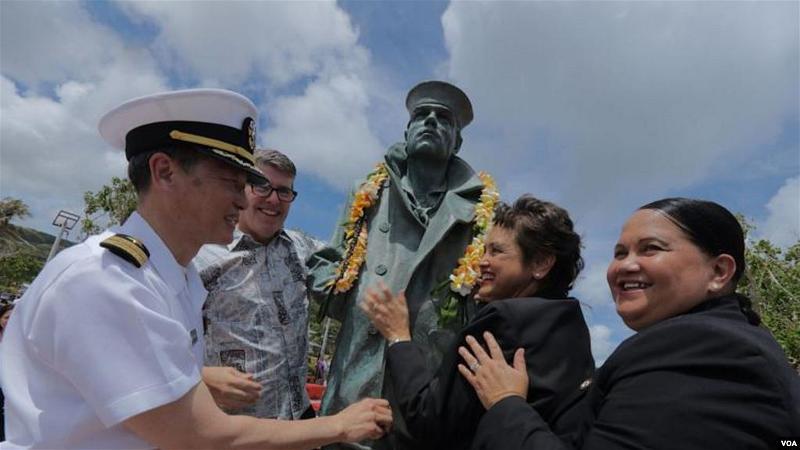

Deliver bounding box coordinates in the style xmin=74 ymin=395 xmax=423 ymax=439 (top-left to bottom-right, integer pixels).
xmin=477 ymin=226 xmax=539 ymax=302
xmin=606 ymin=209 xmax=719 ymax=331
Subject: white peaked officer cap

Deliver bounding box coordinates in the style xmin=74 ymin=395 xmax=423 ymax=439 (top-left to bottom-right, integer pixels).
xmin=98 ymin=88 xmax=266 ymax=184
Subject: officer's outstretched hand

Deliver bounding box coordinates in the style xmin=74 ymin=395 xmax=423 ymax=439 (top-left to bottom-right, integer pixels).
xmin=202 ymin=366 xmax=262 ymax=410
xmin=332 ymin=398 xmax=393 ymax=443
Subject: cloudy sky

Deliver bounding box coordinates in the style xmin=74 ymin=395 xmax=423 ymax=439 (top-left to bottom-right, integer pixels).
xmin=1 ymin=0 xmax=797 ymax=362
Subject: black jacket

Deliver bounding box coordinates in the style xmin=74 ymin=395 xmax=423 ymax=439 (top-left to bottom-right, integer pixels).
xmin=472 ymin=294 xmax=800 ymax=450
xmin=386 ymin=297 xmax=595 ymax=450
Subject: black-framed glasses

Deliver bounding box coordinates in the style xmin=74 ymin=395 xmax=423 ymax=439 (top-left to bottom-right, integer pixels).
xmin=250 ymin=183 xmax=298 ymax=202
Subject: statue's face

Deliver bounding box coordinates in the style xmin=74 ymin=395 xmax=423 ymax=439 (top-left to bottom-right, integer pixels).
xmin=405 ymin=104 xmax=459 ymax=162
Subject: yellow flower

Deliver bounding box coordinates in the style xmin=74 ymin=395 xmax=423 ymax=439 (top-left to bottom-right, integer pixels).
xmin=331 ymin=164 xmax=389 ymax=294
xmin=447 ymin=174 xmax=497 ymax=298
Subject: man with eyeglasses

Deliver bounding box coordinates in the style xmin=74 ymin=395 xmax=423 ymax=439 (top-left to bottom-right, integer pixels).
xmin=195 ymin=148 xmax=326 ymax=421
xmin=0 ymin=90 xmax=391 ymax=449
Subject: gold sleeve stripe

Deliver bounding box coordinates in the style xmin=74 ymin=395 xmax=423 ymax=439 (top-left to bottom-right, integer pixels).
xmin=169 ymin=130 xmax=255 ymax=165
xmin=120 ymin=235 xmax=147 ymax=251
xmin=105 ymin=236 xmax=148 ymax=262
xmin=103 ymin=236 xmax=148 ymax=266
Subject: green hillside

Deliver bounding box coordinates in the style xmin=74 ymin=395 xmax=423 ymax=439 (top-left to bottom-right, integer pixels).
xmin=0 ymin=223 xmax=73 ymax=259
xmin=0 ymin=223 xmax=74 ymax=295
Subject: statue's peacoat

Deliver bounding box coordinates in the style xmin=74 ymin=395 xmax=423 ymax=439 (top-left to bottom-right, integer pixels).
xmin=307 ymin=142 xmax=484 ymax=449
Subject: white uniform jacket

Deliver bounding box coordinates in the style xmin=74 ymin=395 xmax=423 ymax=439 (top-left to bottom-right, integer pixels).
xmin=0 ymin=212 xmax=207 ymax=449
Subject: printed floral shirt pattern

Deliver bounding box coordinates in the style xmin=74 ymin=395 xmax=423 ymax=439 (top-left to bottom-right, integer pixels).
xmin=195 ymin=229 xmax=325 ymax=419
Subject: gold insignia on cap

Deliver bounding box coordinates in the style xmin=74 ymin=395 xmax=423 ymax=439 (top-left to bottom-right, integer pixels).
xmin=169 ymin=130 xmax=256 ymax=165
xmin=207 ymin=148 xmax=257 ymax=171
xmin=245 ymin=117 xmax=256 ymax=151
xmin=100 ymin=234 xmax=150 ymax=268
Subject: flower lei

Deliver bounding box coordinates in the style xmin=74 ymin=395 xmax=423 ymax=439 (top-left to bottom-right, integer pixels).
xmin=329 ymin=163 xmax=390 ymax=294
xmin=327 ymin=164 xmax=499 ymax=327
xmin=437 ymin=172 xmax=498 ymax=325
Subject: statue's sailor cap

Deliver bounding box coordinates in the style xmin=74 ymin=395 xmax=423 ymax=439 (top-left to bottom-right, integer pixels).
xmin=98 ymin=88 xmax=266 ymax=184
xmin=405 ymin=80 xmax=473 ymax=129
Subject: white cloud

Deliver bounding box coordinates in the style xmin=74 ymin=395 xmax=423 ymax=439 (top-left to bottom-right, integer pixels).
xmin=119 ymin=1 xmax=363 ymax=87
xmin=442 ymin=2 xmax=798 ymax=219
xmin=262 ymin=75 xmax=386 ymax=189
xmin=441 ymin=2 xmax=796 ymax=371
xmin=573 ymin=262 xmax=612 ymax=308
xmin=1 ymin=1 xmax=393 ymax=233
xmin=0 ymin=1 xmax=168 ymax=233
xmin=588 ymin=324 xmax=614 ymax=365
xmin=0 ymin=62 xmax=168 ymax=232
xmin=760 ymin=176 xmax=800 ymax=248
xmin=119 ymin=1 xmax=391 ymax=187
xmin=574 ymin=254 xmax=632 ymax=366
xmin=0 ymin=1 xmax=123 ymax=88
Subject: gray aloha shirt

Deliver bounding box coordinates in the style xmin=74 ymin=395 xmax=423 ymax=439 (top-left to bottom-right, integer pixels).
xmin=194 ymin=228 xmax=325 ymax=419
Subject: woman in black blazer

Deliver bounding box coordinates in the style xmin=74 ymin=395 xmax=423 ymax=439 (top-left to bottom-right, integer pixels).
xmin=360 ymin=195 xmax=595 ymax=450
xmin=461 ymin=197 xmax=800 ymax=450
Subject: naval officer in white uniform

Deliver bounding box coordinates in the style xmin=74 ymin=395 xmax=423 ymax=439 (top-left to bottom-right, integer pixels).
xmin=0 ymin=89 xmax=391 ymax=450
